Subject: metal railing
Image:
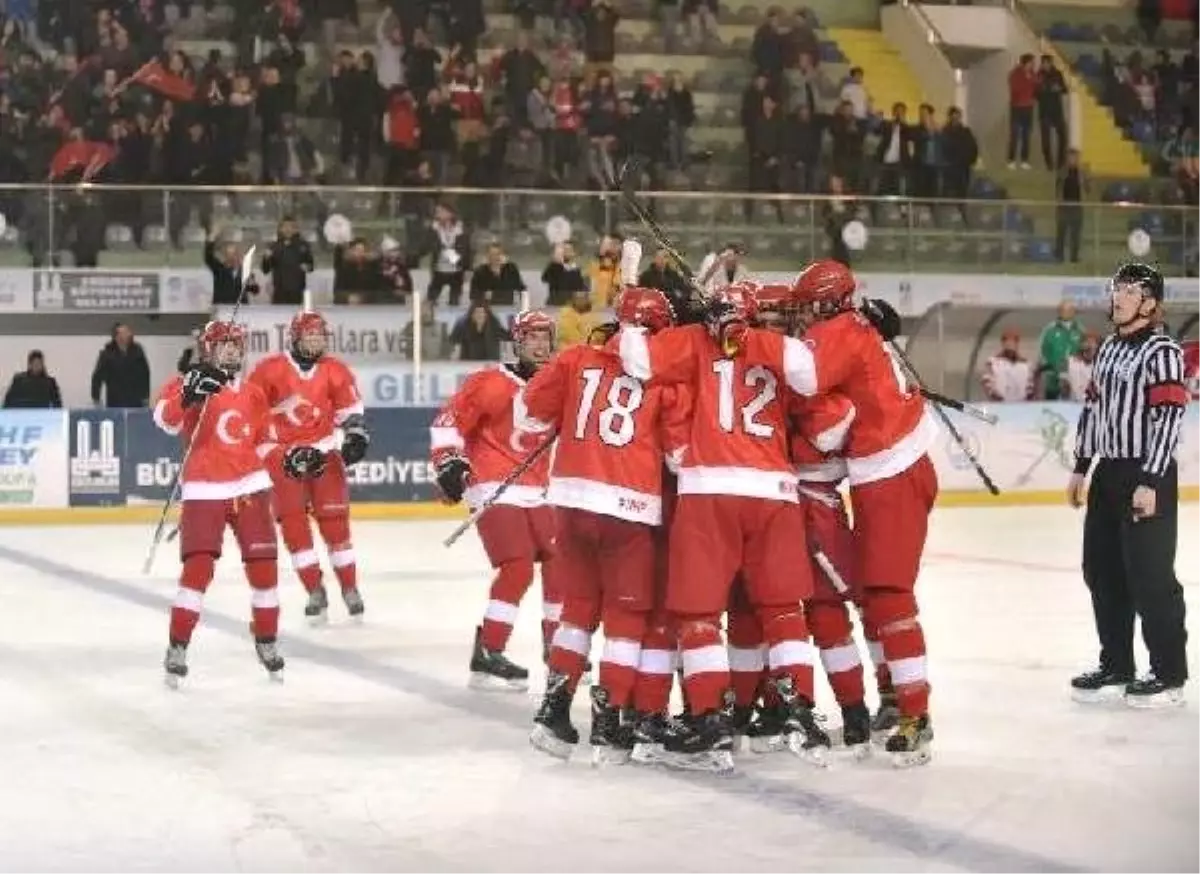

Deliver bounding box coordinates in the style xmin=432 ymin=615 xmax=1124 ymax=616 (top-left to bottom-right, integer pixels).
xmin=0 ymin=183 xmax=1194 ymax=278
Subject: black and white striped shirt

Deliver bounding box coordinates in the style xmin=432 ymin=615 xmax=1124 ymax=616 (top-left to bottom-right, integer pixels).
xmin=1074 ymin=327 xmax=1189 ymax=484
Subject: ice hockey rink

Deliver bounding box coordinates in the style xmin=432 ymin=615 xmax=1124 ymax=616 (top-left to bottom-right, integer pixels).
xmin=0 ymin=504 xmax=1195 ymax=873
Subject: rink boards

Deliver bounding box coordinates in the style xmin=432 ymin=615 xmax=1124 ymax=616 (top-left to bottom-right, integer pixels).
xmin=0 ymin=403 xmax=1195 ymax=524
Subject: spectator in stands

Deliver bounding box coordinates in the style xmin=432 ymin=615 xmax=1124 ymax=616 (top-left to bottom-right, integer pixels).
xmin=265 ymin=114 xmax=325 ymax=185
xmin=402 ymin=302 xmax=449 ymax=361
xmin=1007 ymin=54 xmax=1037 ymax=170
xmin=450 ymin=302 xmax=509 ymax=361
xmin=374 ymin=9 xmax=405 ymax=89
xmin=666 ymin=73 xmax=696 ymax=170
xmin=384 ymin=86 xmax=421 ymax=185
xmin=527 ymin=77 xmax=557 ymax=174
xmin=875 ymin=102 xmax=913 ymax=196
xmin=263 ymin=216 xmax=315 ymax=305
xmin=67 ymin=189 xmax=106 ymax=266
xmin=542 ymin=240 xmax=588 ymax=306
xmin=684 ymin=0 xmax=719 ymax=43
xmin=839 ymin=67 xmax=869 ymax=121
xmin=404 ymin=28 xmax=443 ymax=104
xmin=380 ymin=238 xmax=415 ymax=303
xmin=331 ymin=51 xmax=382 ymax=181
xmin=418 ymin=86 xmax=456 ymax=184
xmin=638 ymin=248 xmax=689 ymax=299
xmin=91 ymin=323 xmax=150 ymax=409
xmin=422 ymin=202 xmax=470 ymax=306
xmin=747 ymin=94 xmax=785 ymax=220
xmin=499 ymin=31 xmax=547 ymax=123
xmin=697 ymin=243 xmax=748 ymax=294
xmin=786 ymin=51 xmax=828 ymax=119
xmin=828 ymin=99 xmax=866 ymax=192
xmin=741 ymin=74 xmax=772 ymax=152
xmin=333 ymin=238 xmax=385 ymax=305
xmin=1036 ymin=55 xmax=1068 ymax=171
xmin=823 ymin=175 xmax=855 ymax=267
xmin=1063 ymin=331 xmax=1099 ymax=403
xmin=1037 ymin=300 xmax=1083 ymax=401
xmin=980 ymin=329 xmax=1033 ymax=403
xmin=751 ymin=8 xmax=794 ymax=88
xmin=4 ymin=350 xmax=61 ymax=409
xmin=551 ymin=78 xmax=582 ymax=180
xmin=1054 ymin=148 xmax=1087 ymax=264
xmin=469 ymin=243 xmax=526 ymax=305
xmin=583 ymin=0 xmax=620 ymax=76
xmin=205 ymin=226 xmax=256 ymax=306
xmin=911 ymin=104 xmax=942 ymax=199
xmin=589 ymin=235 xmax=622 ymax=307
xmin=941 ymin=107 xmax=978 ymax=206
xmin=557 ymin=287 xmax=603 ymax=349
xmin=447 ymin=55 xmax=488 ymax=165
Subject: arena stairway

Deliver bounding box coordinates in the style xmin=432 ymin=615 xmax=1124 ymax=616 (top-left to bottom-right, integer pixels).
xmin=823 ymin=27 xmax=932 ymax=115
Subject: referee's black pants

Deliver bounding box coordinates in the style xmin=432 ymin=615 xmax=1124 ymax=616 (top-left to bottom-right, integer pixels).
xmin=1082 ymin=459 xmax=1188 ymax=685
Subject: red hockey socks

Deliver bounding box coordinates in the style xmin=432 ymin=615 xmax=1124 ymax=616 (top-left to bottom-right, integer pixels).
xmin=862 ymin=591 xmax=929 ymax=717
xmin=170 ymin=553 xmax=215 ymax=644
xmin=633 ymin=615 xmax=676 ymax=714
xmin=809 ymin=603 xmax=866 ymax=708
xmin=547 ymin=598 xmax=598 ymax=691
xmin=480 ymin=558 xmax=535 ymax=652
xmin=598 ymin=607 xmax=647 ymax=709
xmin=245 ymin=559 xmax=280 ymax=640
xmin=726 ymin=607 xmax=766 ymax=709
xmin=539 ymin=558 xmax=565 ymax=653
xmin=758 ymin=605 xmax=816 ymax=705
xmin=677 ymin=616 xmax=730 ymax=714
xmin=279 ymin=513 xmax=322 ymax=594
xmin=316 ymin=514 xmax=357 ymax=593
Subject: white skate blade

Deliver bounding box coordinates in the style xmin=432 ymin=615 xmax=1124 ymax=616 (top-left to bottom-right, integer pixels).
xmin=748 ymin=734 xmax=787 ymax=755
xmin=1125 ymin=689 xmax=1186 ymax=710
xmin=266 ymin=670 xmax=284 ymax=684
xmin=307 ymin=612 xmax=329 ymax=628
xmin=661 ymin=749 xmax=735 ymax=774
xmin=529 ymin=725 xmax=574 ymax=760
xmin=786 ymin=735 xmax=832 ymax=768
xmin=164 ymin=673 xmax=183 ymax=690
xmin=591 ymin=746 xmax=632 ymax=767
xmin=837 ymin=742 xmax=872 ymax=762
xmin=469 ymin=672 xmax=529 ymax=693
xmin=890 ymin=747 xmax=932 ymax=768
xmin=1071 ymin=685 xmax=1126 ymax=704
xmin=630 ymin=742 xmax=666 ymax=765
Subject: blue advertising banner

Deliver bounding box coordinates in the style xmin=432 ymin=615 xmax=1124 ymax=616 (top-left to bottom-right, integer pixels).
xmin=114 ymin=407 xmax=441 ymax=505
xmin=68 ymin=410 xmax=125 ymax=506
xmin=0 ymin=409 xmax=68 ymax=507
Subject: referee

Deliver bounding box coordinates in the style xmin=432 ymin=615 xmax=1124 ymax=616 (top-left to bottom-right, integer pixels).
xmin=1067 ymin=262 xmax=1189 ymax=708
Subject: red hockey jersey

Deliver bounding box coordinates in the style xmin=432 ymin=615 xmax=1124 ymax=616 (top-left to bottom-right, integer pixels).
xmin=430 ymin=364 xmax=550 ymax=508
xmin=516 ymin=339 xmax=692 ymax=525
xmin=248 ymin=352 xmax=364 ymax=455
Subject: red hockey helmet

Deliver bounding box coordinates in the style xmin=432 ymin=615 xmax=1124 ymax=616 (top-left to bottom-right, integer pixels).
xmin=200 ymin=320 xmax=247 ymax=372
xmin=290 ymin=310 xmax=330 ymax=362
xmin=792 ymin=259 xmax=858 ymax=319
xmin=718 ymin=280 xmax=761 ymax=324
xmin=615 ymin=286 xmax=675 ymax=334
xmin=511 ymin=309 xmax=555 ymax=365
xmin=751 ymin=283 xmax=797 ymax=334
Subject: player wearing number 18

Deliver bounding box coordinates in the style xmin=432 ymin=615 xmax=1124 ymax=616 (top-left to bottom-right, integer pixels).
xmin=617 ymin=281 xmax=830 ymax=773
xmin=516 ymin=287 xmax=692 ymax=765
xmin=734 ymin=259 xmax=940 ymax=766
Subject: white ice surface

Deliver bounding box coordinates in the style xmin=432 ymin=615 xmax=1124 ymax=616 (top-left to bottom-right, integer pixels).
xmin=0 ymin=505 xmax=1195 ymax=873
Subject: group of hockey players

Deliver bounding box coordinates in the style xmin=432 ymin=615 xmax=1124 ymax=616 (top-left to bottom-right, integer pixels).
xmin=431 ymin=245 xmax=941 ymax=771
xmin=155 ymin=311 xmax=372 ymax=686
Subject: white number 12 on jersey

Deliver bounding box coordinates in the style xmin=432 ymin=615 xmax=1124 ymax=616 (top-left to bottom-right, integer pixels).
xmin=712 ymin=360 xmax=777 ymax=438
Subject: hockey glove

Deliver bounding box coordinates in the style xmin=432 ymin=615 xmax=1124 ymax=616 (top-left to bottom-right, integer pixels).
xmin=434 ymin=454 xmax=471 ymax=504
xmin=283 ymin=445 xmax=327 ymax=481
xmin=340 ymin=413 xmax=370 ymax=465
xmin=861 ymin=298 xmax=902 ymax=342
xmin=182 ymin=362 xmax=229 ymax=407
xmin=704 ymin=297 xmax=748 ymax=356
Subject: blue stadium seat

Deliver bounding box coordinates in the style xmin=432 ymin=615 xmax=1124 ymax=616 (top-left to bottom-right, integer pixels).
xmin=1025 ymin=238 xmax=1056 ymax=262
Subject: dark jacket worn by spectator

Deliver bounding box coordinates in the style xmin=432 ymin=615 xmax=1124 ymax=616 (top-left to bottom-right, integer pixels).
xmin=451 ymin=305 xmax=509 ymax=361
xmin=204 ymin=237 xmax=249 ymax=305
xmin=91 ymin=334 xmax=150 ymax=409
xmin=263 ymin=226 xmax=315 ymax=305
xmin=469 ymin=258 xmax=526 ymax=305
xmin=333 ymin=241 xmax=386 ymax=304
xmin=583 ymin=1 xmax=620 ymax=66
xmin=4 ymin=352 xmax=61 ymax=408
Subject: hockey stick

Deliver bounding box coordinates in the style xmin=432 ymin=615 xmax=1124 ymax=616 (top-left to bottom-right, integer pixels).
xmin=142 ymin=245 xmax=258 ymax=573
xmin=442 ymin=436 xmax=556 ymax=548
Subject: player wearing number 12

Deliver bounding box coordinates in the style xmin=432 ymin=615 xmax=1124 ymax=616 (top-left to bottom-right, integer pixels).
xmin=735 ymin=259 xmax=940 ymax=766
xmin=516 ymin=287 xmax=692 ymax=765
xmin=617 ymin=282 xmax=830 ymax=772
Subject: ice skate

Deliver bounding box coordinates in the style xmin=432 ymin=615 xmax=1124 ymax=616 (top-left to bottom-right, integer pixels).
xmin=341 ymin=587 xmax=365 ymax=621
xmin=838 ymin=702 xmax=872 ymax=759
xmin=773 ymin=676 xmax=832 ymax=767
xmin=589 ymin=686 xmax=634 ymax=766
xmin=255 ymin=638 xmax=285 ymax=681
xmin=163 ymin=642 xmax=188 ymax=689
xmin=530 ymin=671 xmax=579 ymax=760
xmin=746 ymin=700 xmax=788 ymax=754
xmin=1124 ymin=675 xmax=1186 ymax=710
xmin=871 ymin=690 xmax=900 ymax=739
xmin=885 ymin=714 xmax=933 ymax=767
xmin=468 ymin=627 xmax=529 ymax=692
xmin=662 ymin=708 xmax=735 ymax=773
xmin=304 ymin=585 xmax=329 ymax=625
xmin=1070 ymin=667 xmax=1132 ymax=704
xmin=630 ymin=712 xmax=670 ymax=764
xmin=730 ymin=704 xmax=754 ymax=750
